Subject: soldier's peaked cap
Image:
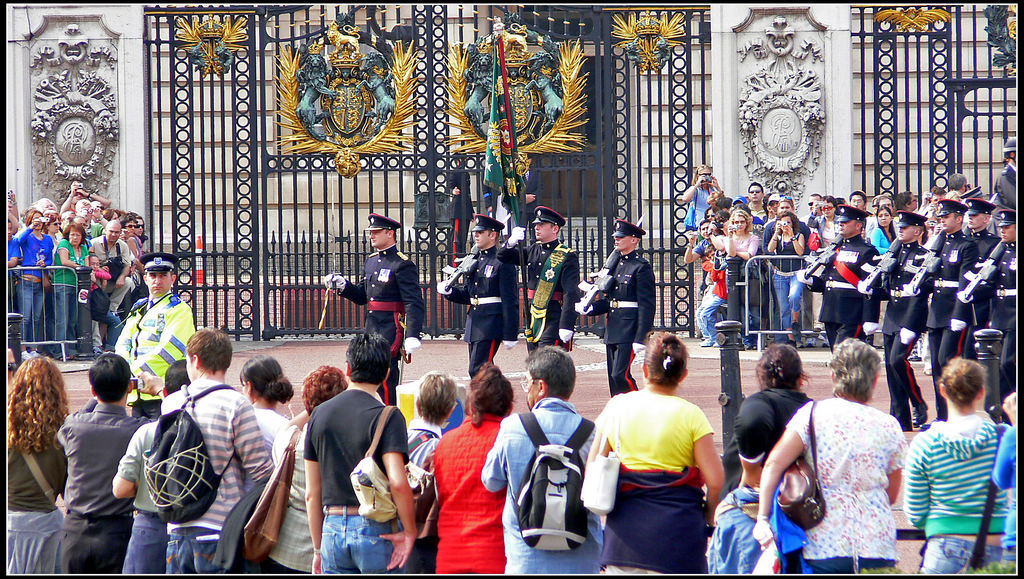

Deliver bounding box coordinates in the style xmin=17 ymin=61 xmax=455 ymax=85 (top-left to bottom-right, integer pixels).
xmin=613 ymin=219 xmax=646 ymax=238
xmin=472 ymin=213 xmax=504 ymax=232
xmin=532 ymin=206 xmax=566 ymax=227
xmin=141 ymin=252 xmax=178 ymax=272
xmin=935 ymin=198 xmax=968 ymax=217
xmin=995 ymin=208 xmax=1016 ymax=227
xmin=896 ymin=210 xmax=927 ymax=229
xmin=834 ymin=204 xmax=869 ymax=223
xmin=366 ymin=213 xmax=400 ymax=230
xmin=964 ymin=197 xmax=996 ymax=215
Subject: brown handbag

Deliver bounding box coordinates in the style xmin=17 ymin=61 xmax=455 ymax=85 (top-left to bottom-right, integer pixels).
xmin=776 ymin=401 xmax=826 ymax=530
xmin=243 ymin=427 xmax=301 ymax=562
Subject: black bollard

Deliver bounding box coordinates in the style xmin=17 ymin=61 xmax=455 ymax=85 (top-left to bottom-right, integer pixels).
xmin=717 ymin=320 xmax=745 ymax=448
xmin=726 ymin=257 xmax=743 ymax=322
xmin=8 ymin=313 xmax=24 ymax=368
xmin=974 ymin=329 xmax=1004 ymax=422
xmin=76 ymin=265 xmax=94 ymax=358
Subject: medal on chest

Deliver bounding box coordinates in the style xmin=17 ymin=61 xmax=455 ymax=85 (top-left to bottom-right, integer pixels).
xmin=484 ymin=264 xmax=494 ymax=278
xmin=837 ymin=250 xmax=858 ymax=263
xmin=948 ymin=250 xmax=959 ymax=263
xmin=377 ymin=268 xmax=391 ymax=282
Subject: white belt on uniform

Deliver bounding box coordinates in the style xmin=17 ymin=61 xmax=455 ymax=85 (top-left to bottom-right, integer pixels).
xmin=610 ymin=300 xmax=639 ymax=309
xmin=470 ymin=296 xmax=502 ymax=306
xmin=825 ymin=280 xmax=857 ymax=290
xmin=935 ymin=280 xmax=960 ymax=288
xmin=997 ymin=288 xmax=1017 ymax=297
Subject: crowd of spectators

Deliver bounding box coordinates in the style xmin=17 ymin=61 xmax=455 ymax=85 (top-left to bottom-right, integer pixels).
xmin=6 ymin=323 xmax=1016 ymax=574
xmin=7 ymin=183 xmax=147 ymax=361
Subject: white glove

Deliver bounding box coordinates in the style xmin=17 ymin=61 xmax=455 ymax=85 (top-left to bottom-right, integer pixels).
xmin=435 ymin=281 xmax=452 ymax=296
xmin=574 ymin=301 xmax=593 ymax=316
xmin=950 ymin=319 xmax=967 ymax=332
xmin=899 ymin=328 xmax=917 ymax=345
xmin=324 ymin=273 xmax=347 ymax=290
xmin=506 ymin=226 xmax=526 ymax=247
xmin=857 ymin=279 xmax=873 ymax=295
xmin=558 ymin=329 xmax=575 ymax=343
xmin=901 ymin=283 xmax=919 ymax=297
xmin=753 ymin=518 xmax=774 ymax=549
xmin=862 ymin=322 xmax=879 ymax=335
xmin=796 ymin=269 xmax=810 ymax=285
xmin=502 ymin=340 xmax=518 ymax=349
xmin=632 ymin=342 xmax=645 ymax=355
xmin=403 ymin=337 xmax=421 ymax=355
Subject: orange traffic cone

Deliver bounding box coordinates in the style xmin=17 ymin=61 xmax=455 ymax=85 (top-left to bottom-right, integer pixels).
xmin=195 ymin=234 xmax=205 ymax=285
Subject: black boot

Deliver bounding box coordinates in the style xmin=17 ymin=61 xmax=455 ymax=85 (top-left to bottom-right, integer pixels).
xmin=790 ymin=318 xmax=802 ymax=347
xmin=912 ymin=402 xmax=929 ymax=429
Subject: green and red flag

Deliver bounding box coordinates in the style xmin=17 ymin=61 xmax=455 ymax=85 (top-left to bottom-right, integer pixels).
xmin=482 ymin=30 xmax=526 ymax=227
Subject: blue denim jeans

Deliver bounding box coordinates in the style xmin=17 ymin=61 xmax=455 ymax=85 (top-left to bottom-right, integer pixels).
xmin=321 ymin=514 xmax=401 ymax=574
xmin=54 ymin=284 xmax=79 ymax=344
xmin=93 ymin=310 xmax=124 ymax=349
xmin=920 ymin=535 xmax=1003 ymax=574
xmin=166 ymin=526 xmax=224 ymax=574
xmin=19 ymin=278 xmax=44 ymax=345
xmin=123 ymin=511 xmax=169 ymax=574
xmin=697 ymin=292 xmax=727 ymax=344
xmin=805 ymin=556 xmax=895 ymax=574
xmin=772 ymin=272 xmax=804 ymax=331
xmin=7 ymin=508 xmax=63 ymax=574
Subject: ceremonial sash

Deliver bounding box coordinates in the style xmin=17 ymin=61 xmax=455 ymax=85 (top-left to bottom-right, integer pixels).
xmin=525 ymin=244 xmax=570 ymax=342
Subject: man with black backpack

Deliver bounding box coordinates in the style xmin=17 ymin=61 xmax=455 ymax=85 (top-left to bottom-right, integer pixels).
xmin=156 ymin=328 xmax=273 ymax=573
xmin=482 ymin=346 xmax=602 ymax=573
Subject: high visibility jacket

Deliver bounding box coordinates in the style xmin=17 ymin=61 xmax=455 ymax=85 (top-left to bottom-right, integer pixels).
xmin=116 ymin=292 xmax=195 ymax=404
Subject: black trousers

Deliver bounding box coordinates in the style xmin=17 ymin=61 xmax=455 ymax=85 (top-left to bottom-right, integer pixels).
xmin=1001 ymin=328 xmax=1017 ymax=412
xmin=823 ymin=322 xmax=867 ymax=352
xmin=130 ymin=399 xmax=163 ymax=419
xmin=60 ymin=512 xmax=133 ymax=574
xmin=526 ymin=336 xmax=571 ymax=353
xmin=883 ymin=332 xmax=927 ymax=431
xmin=928 ymin=326 xmax=971 ymax=421
xmin=606 ymin=343 xmax=639 ymax=397
xmin=468 ymin=339 xmax=500 ymax=380
xmin=378 ymin=355 xmax=402 ymax=406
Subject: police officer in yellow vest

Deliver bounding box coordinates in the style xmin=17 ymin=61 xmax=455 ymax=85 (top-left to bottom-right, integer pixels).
xmin=116 ymin=252 xmax=196 ymax=418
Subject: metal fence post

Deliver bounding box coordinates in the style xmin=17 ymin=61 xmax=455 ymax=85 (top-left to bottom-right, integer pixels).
xmin=716 ymin=320 xmax=744 ymax=448
xmin=8 ymin=313 xmax=24 ymax=368
xmin=974 ymin=329 xmax=1004 ymax=421
xmin=726 ymin=256 xmax=743 ymax=322
xmin=76 ymin=266 xmax=94 ymax=358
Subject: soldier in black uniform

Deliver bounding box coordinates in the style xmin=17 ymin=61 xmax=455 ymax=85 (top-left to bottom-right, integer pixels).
xmin=977 ymin=209 xmax=1016 ymax=407
xmin=993 ymin=137 xmax=1016 ymax=211
xmin=324 ymin=213 xmax=425 ymax=405
xmin=798 ymin=204 xmax=880 ymax=351
xmin=871 ymin=211 xmax=932 ymax=430
xmin=914 ymin=199 xmax=979 ymax=422
xmin=575 ymin=219 xmax=655 ymax=397
xmin=436 ymin=214 xmax=519 ymax=379
xmin=962 ymin=196 xmax=1000 ymax=359
xmin=499 ymin=206 xmax=580 ymax=352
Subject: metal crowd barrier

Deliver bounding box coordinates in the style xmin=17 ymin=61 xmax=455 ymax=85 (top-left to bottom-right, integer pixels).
xmin=8 ymin=264 xmax=95 ymax=363
xmin=739 ymin=254 xmax=823 ymax=351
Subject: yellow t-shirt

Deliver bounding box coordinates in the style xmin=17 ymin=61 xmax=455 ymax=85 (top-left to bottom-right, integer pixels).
xmin=596 ymin=389 xmax=714 ymax=471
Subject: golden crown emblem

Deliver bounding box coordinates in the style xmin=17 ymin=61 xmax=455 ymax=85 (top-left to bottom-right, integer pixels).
xmin=198 ymin=17 xmax=226 ymax=39
xmin=635 ymin=12 xmax=661 ymax=36
xmin=307 ymin=40 xmax=324 ymax=55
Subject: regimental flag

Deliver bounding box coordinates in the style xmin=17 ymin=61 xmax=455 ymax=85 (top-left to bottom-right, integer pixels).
xmin=483 ymin=31 xmax=526 ymax=228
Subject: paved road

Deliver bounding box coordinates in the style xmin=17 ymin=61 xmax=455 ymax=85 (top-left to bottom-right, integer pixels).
xmin=54 ymin=335 xmax=932 ymax=572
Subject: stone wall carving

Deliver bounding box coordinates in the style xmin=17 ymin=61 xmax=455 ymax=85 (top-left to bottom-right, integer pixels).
xmin=737 ymin=15 xmax=824 ymax=198
xmin=29 ymin=21 xmax=119 ymax=196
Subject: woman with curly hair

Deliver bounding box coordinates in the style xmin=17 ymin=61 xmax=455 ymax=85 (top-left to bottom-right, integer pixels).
xmin=433 ymin=363 xmax=514 ymax=573
xmin=264 ymin=365 xmax=347 ymax=573
xmin=7 ymin=357 xmax=69 ymax=573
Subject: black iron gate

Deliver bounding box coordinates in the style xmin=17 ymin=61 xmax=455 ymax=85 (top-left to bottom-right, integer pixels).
xmin=143 ymin=5 xmax=712 ymax=340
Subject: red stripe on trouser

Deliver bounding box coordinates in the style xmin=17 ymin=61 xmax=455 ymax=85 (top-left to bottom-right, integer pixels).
xmin=625 ymin=350 xmax=637 ymax=391
xmin=487 ymin=340 xmax=497 ymax=364
xmin=904 ymin=338 xmax=925 ymax=404
xmin=954 ymin=329 xmax=967 ymax=357
xmin=853 ymin=325 xmax=863 ymax=339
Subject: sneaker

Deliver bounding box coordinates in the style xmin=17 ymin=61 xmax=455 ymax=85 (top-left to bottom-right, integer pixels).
xmin=93 ymin=346 xmax=104 ymax=356
xmin=700 ymin=340 xmax=715 ymax=347
xmin=923 ymin=364 xmax=932 ymax=376
xmin=907 ymin=353 xmax=922 ymax=362
xmin=21 ymin=350 xmax=41 ymax=360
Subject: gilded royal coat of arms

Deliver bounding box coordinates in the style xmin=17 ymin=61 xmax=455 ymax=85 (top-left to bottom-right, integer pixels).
xmin=445 ymin=13 xmax=588 ymax=159
xmin=275 ymin=11 xmax=418 ymax=177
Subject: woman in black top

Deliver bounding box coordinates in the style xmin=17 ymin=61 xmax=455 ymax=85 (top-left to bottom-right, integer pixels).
xmin=710 ymin=344 xmax=811 ymax=573
xmin=765 ymin=211 xmax=806 ymax=345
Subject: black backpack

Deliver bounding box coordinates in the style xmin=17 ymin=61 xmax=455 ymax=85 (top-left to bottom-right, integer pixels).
xmin=145 ymin=384 xmax=234 ymax=523
xmin=515 ymin=413 xmax=594 ymax=551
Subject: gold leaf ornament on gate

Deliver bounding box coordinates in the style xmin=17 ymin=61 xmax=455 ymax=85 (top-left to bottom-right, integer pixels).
xmin=175 ymin=15 xmax=248 ymax=78
xmin=874 ymin=7 xmax=951 ymax=33
xmin=275 ymin=12 xmax=419 ymax=177
xmin=611 ymin=11 xmax=686 ymax=73
xmin=445 ymin=14 xmax=588 ymax=156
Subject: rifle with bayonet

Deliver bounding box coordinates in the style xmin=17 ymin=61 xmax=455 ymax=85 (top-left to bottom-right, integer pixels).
xmin=957 ymin=241 xmax=1006 ymax=303
xmin=439 ymin=245 xmax=481 ymax=294
xmin=858 ymin=240 xmax=902 ymax=295
xmin=577 ymin=250 xmax=621 ymax=313
xmin=801 ymin=238 xmax=842 ymax=281
xmin=902 ymin=232 xmax=944 ymax=297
